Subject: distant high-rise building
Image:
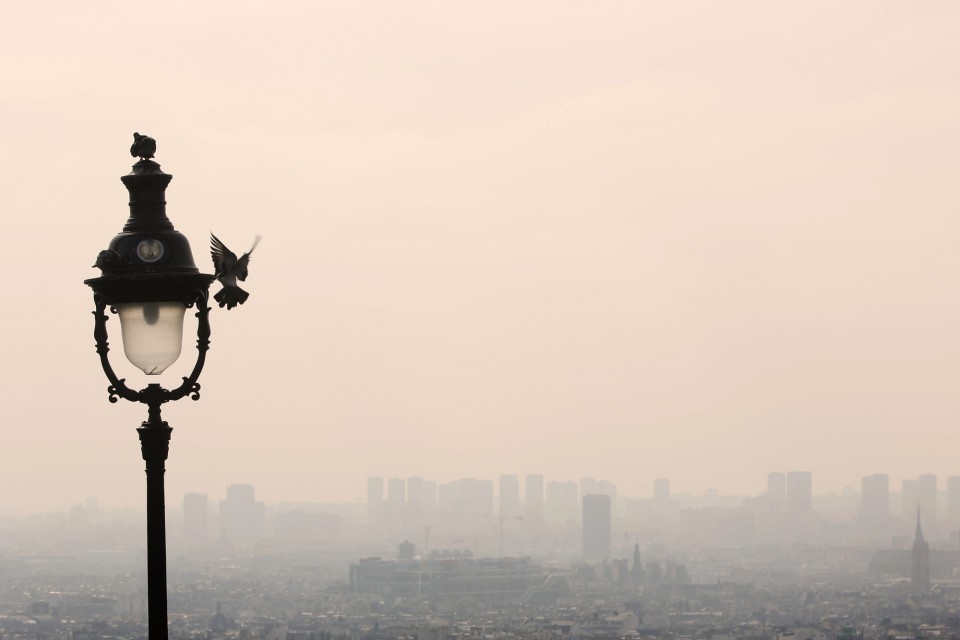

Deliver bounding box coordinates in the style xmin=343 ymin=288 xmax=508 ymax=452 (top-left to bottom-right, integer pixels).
xmin=219 ymin=484 xmax=265 ymax=542
xmin=183 ymin=493 xmax=208 ymax=546
xmin=226 ymin=483 xmax=254 ymax=502
xmin=580 ymin=478 xmax=617 ymax=500
xmin=525 ymin=474 xmax=544 ymax=522
xmin=918 ymin=474 xmax=937 ymax=526
xmin=767 ymin=472 xmax=786 ymax=512
xmin=438 ymin=478 xmax=494 ymax=519
xmin=947 ymin=476 xmax=960 ymax=525
xmin=786 ymin=471 xmax=812 ymax=517
xmin=912 ymin=508 xmax=931 ymax=592
xmin=422 ymin=480 xmax=438 ymax=507
xmin=902 ymin=479 xmax=919 ymax=519
xmin=387 ymin=478 xmax=406 ymax=504
xmin=397 ymin=540 xmax=416 ymax=561
xmin=461 ymin=478 xmax=494 ymax=518
xmin=582 ymin=494 xmax=612 ymax=561
xmin=653 ymin=478 xmax=670 ymax=502
xmin=406 ymin=476 xmax=424 ymax=505
xmin=499 ymin=475 xmax=520 ymax=517
xmin=546 ymin=481 xmax=578 ymax=525
xmin=367 ymin=477 xmax=384 ymax=504
xmin=403 ymin=476 xmax=425 ymax=528
xmin=860 ymin=474 xmax=889 ymax=531
xmin=367 ymin=477 xmax=385 ymax=525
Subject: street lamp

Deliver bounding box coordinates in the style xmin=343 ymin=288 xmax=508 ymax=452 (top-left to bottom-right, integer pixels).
xmin=85 ymin=136 xmax=216 ymax=640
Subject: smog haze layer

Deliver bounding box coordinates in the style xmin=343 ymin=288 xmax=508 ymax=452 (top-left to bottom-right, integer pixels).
xmin=2 ymin=1 xmax=960 ymax=513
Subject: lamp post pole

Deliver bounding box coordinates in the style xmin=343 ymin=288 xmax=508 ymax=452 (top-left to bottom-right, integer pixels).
xmin=140 ymin=401 xmax=172 ymax=640
xmin=86 ymin=139 xmax=215 ymax=640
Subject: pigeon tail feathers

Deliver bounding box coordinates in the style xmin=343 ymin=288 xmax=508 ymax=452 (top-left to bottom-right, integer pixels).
xmin=214 ymin=284 xmax=250 ymax=310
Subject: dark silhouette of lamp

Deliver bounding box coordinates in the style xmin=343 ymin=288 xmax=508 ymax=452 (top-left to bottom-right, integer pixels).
xmin=85 ymin=140 xmax=215 ymax=640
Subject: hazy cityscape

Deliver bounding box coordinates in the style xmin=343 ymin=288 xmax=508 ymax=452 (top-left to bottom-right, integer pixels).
xmin=0 ymin=472 xmax=958 ymax=639
xmin=6 ymin=1 xmax=960 ymax=640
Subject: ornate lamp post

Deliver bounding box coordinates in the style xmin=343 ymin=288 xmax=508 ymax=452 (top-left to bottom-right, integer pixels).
xmin=85 ymin=136 xmax=216 ymax=640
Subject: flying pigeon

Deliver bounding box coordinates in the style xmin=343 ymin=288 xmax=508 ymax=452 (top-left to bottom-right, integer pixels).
xmin=210 ymin=233 xmax=262 ymax=310
xmin=130 ymin=132 xmax=157 ymax=160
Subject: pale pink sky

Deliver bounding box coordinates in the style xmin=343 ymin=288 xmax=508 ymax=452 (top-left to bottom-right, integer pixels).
xmin=2 ymin=1 xmax=960 ymax=513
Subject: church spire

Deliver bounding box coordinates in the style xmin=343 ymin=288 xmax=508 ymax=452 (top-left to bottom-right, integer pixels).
xmin=631 ymin=543 xmax=643 ymax=586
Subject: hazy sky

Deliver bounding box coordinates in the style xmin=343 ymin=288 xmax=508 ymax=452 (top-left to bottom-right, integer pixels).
xmin=3 ymin=1 xmax=960 ymax=513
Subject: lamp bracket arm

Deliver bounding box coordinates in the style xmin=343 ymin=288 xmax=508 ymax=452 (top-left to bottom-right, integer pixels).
xmin=166 ymin=290 xmax=211 ymax=402
xmin=93 ymin=298 xmax=139 ymax=404
xmin=92 ymin=289 xmax=211 ymax=406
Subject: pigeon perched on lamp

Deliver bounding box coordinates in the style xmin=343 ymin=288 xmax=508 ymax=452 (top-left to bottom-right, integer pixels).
xmin=92 ymin=249 xmax=128 ymax=271
xmin=130 ymin=132 xmax=157 ymax=160
xmin=210 ymin=234 xmax=261 ymax=310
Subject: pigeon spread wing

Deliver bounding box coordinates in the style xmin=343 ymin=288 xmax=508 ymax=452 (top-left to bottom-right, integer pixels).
xmin=210 ymin=234 xmax=238 ymax=275
xmin=234 ymin=236 xmax=262 ymax=280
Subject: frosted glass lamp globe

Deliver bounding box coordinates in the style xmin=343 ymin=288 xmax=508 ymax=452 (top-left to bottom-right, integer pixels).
xmin=115 ymin=302 xmax=186 ymax=375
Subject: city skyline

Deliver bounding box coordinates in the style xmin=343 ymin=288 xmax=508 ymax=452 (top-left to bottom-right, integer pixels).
xmin=28 ymin=468 xmax=960 ymax=520
xmin=2 ymin=3 xmax=959 ymax=636
xmin=2 ymin=2 xmax=959 ymax=514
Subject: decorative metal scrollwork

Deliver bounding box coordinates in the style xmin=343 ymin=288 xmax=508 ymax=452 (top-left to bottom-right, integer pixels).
xmin=92 ymin=290 xmax=211 ymax=419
